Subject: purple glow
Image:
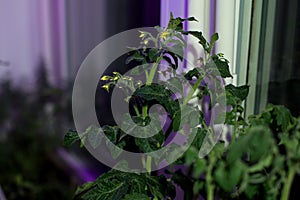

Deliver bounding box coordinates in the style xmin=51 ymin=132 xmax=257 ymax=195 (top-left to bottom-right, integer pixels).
xmin=56 ymin=148 xmax=99 ymax=183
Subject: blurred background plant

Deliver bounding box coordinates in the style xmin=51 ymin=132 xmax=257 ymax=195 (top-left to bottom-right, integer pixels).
xmin=0 ymin=62 xmax=76 ymax=199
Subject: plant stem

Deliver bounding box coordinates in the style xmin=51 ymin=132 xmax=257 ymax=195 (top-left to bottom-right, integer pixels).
xmin=133 ymin=105 xmax=140 ymax=117
xmin=206 ymin=161 xmax=214 ymax=200
xmin=142 ymin=105 xmax=148 ymax=119
xmin=232 ymin=103 xmax=238 ymax=142
xmin=183 ymin=76 xmax=202 ymax=106
xmin=146 ymin=155 xmax=152 ymax=174
xmin=146 ymin=57 xmax=162 ymax=85
xmin=281 ymin=168 xmax=295 ymax=200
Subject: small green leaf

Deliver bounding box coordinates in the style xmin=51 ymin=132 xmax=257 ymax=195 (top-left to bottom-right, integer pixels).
xmin=208 ymin=33 xmax=219 ymax=52
xmin=63 ymin=130 xmax=80 ymax=147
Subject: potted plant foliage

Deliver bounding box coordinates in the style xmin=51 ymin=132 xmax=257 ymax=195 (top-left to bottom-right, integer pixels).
xmin=64 ymin=14 xmax=300 ymax=200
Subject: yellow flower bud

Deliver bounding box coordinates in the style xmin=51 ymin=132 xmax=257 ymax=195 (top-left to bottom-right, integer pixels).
xmin=101 ymin=84 xmax=109 ymax=91
xmin=143 ymin=40 xmax=149 ymax=45
xmin=100 ymin=76 xmax=109 ymax=81
xmin=139 ymin=31 xmax=146 ymax=38
xmin=160 ymin=31 xmax=169 ymax=40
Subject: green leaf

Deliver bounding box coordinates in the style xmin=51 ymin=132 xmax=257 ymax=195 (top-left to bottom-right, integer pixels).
xmin=126 ymin=51 xmax=145 ymax=64
xmin=168 ymin=77 xmax=183 ymax=94
xmin=86 ymin=125 xmax=103 ymax=149
xmin=165 ymin=44 xmax=184 ymax=61
xmin=191 ymin=128 xmax=207 ymax=149
xmin=133 ymin=84 xmax=180 ymax=130
xmin=162 ymin=55 xmax=177 ymax=70
xmin=208 ymin=33 xmax=219 ymax=53
xmin=185 ymin=146 xmax=198 ymax=165
xmin=211 ymin=54 xmax=233 ymax=78
xmin=135 ymin=131 xmax=165 ymax=153
xmin=80 ymin=179 xmax=128 ymax=200
xmin=123 ymin=193 xmax=150 ymax=200
xmin=75 ymin=170 xmax=172 ymax=200
xmin=192 ymin=159 xmax=207 ymax=178
xmin=271 ymin=104 xmax=293 ymax=131
xmin=63 ymin=130 xmax=80 ymax=147
xmin=167 ymin=13 xmax=197 ymax=31
xmin=184 ymin=31 xmax=209 ymax=52
xmin=225 ymin=84 xmax=249 ymax=103
xmin=102 ymin=125 xmax=127 ymax=159
xmin=149 ymin=48 xmax=160 ymax=62
xmin=184 ymin=68 xmax=203 ymax=80
xmin=215 ymin=160 xmax=246 ymax=192
xmin=227 ymin=126 xmax=274 ymax=163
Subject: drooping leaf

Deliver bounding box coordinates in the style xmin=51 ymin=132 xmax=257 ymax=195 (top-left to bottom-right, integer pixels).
xmin=183 ymin=31 xmax=209 ymax=52
xmin=211 ymin=54 xmax=233 ymax=78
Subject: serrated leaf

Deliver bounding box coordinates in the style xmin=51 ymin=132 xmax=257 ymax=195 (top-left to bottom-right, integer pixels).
xmin=133 ymin=84 xmax=180 ymax=129
xmin=271 ymin=104 xmax=293 ymax=132
xmin=135 ymin=131 xmax=165 ymax=153
xmin=80 ymin=179 xmax=128 ymax=200
xmin=64 ymin=130 xmax=80 ymax=147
